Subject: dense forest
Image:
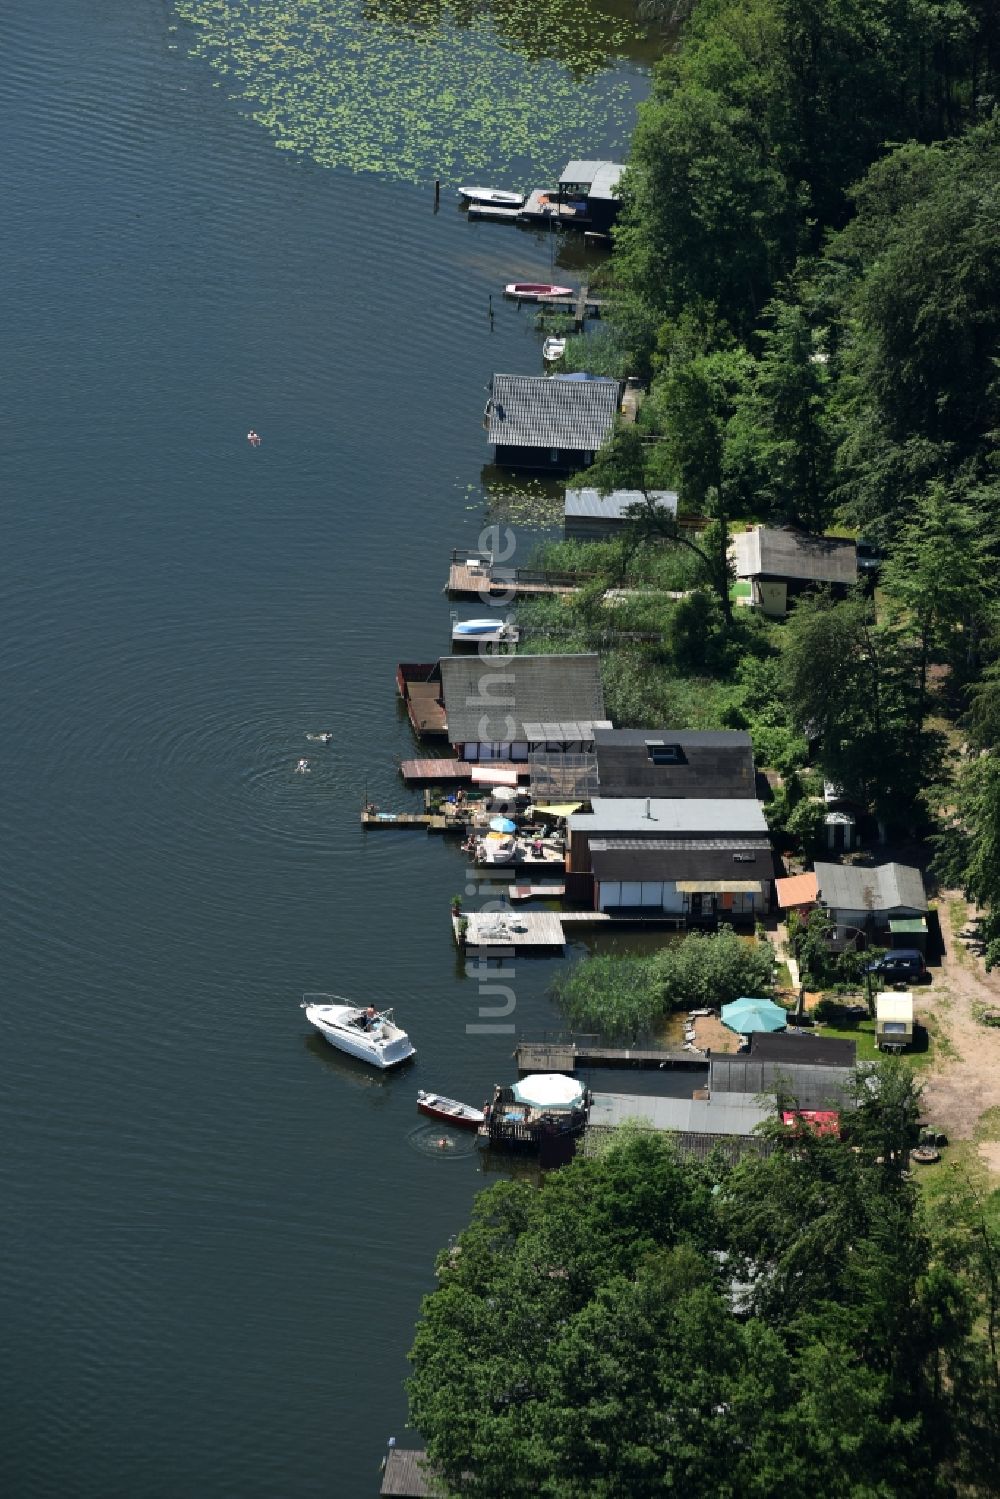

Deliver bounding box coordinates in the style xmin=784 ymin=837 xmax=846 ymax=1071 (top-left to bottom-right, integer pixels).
xmin=519 ymin=0 xmax=1000 ymax=960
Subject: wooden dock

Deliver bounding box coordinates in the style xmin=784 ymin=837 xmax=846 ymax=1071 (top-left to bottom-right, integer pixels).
xmin=380 ymin=1448 xmax=435 ymax=1497
xmin=399 ymin=758 xmax=529 ymax=785
xmin=456 ymin=910 xmax=565 ymax=950
xmin=510 ymin=881 xmax=567 ymax=901
xmin=514 ymin=1041 xmax=705 ymax=1072
xmin=361 ymin=811 xmax=447 ymax=830
xmin=447 ymin=551 xmax=583 ymax=600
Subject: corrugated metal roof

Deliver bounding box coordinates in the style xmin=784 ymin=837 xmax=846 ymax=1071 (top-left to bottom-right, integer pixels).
xmin=589 ymin=1091 xmax=772 ymax=1135
xmin=709 ymin=1057 xmax=854 ymax=1112
xmin=487 ymin=374 xmax=621 ymax=450
xmin=731 ymin=526 xmax=857 ymax=585
xmin=521 ymin=719 xmax=612 ymax=739
xmin=559 ymin=159 xmax=609 ymax=183
xmin=571 ymin=798 xmax=769 ymax=835
xmin=564 ymin=487 xmax=678 ymax=521
xmin=440 ymin=653 xmax=605 ymax=745
xmin=814 ymin=861 xmax=928 ymax=914
xmin=589 ymin=162 xmax=625 ymax=199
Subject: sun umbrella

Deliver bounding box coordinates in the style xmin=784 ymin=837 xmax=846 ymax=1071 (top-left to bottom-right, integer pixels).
xmin=720 ymin=997 xmax=788 ymax=1034
xmin=489 ymin=816 xmax=517 ymax=834
xmin=511 ymin=1073 xmax=585 ymax=1111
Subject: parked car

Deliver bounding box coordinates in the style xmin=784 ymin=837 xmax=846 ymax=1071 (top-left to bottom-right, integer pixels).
xmin=865 ymin=948 xmax=926 ymax=983
xmin=856 ymin=538 xmax=884 ymax=575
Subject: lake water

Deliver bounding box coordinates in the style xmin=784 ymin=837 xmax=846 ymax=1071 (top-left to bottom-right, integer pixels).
xmin=0 ymin=4 xmax=653 ymax=1493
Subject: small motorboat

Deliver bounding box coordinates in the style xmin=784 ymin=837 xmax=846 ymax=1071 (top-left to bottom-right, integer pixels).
xmin=302 ymin=995 xmax=416 ymax=1070
xmin=451 ymin=617 xmax=520 ymax=646
xmin=504 ymin=282 xmax=574 ymax=301
xmin=458 ymin=186 xmax=524 ymax=208
xmin=417 ymin=1090 xmax=485 ymax=1129
xmin=542 ymin=337 xmax=566 ymax=362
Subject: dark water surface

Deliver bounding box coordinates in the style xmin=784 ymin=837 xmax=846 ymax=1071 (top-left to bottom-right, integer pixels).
xmin=0 ymin=5 xmax=648 ymax=1495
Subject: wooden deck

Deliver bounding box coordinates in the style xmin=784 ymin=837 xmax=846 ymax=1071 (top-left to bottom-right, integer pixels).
xmin=399 ymin=758 xmax=529 ymax=784
xmin=510 ymin=881 xmax=567 ymax=901
xmin=447 ymin=558 xmax=580 ymax=600
xmin=380 ymin=1449 xmax=435 ymax=1497
xmin=515 ymin=1041 xmax=706 ymax=1072
xmin=456 ymin=910 xmax=565 ymax=950
xmin=361 ymin=811 xmax=448 ymax=830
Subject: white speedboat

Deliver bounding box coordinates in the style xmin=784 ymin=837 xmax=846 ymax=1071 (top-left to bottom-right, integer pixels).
xmin=458 ymin=186 xmax=524 ymax=208
xmin=451 ymin=617 xmax=520 ymax=646
xmin=302 ymin=994 xmax=415 ymax=1069
xmin=542 ymin=337 xmax=566 ymax=362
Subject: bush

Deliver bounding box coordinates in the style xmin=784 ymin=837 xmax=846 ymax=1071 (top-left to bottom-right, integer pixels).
xmin=653 ymin=928 xmax=775 ymax=1011
xmin=785 ymin=796 xmax=827 ymax=855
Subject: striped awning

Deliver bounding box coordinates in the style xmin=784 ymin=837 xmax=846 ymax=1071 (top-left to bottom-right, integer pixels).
xmin=675 ymin=880 xmax=763 ymax=895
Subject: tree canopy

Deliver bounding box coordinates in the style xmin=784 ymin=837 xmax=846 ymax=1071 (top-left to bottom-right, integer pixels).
xmin=409 ymin=1073 xmax=999 ymax=1495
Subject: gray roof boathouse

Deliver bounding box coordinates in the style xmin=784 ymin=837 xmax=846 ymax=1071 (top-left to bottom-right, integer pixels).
xmin=564 ymin=487 xmax=678 ymax=539
xmin=486 ymin=374 xmax=621 ymax=471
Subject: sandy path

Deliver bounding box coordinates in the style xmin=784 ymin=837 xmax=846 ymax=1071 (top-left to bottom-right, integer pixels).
xmin=915 ymin=893 xmax=1000 ymax=1148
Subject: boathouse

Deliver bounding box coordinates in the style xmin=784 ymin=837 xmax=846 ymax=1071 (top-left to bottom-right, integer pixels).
xmin=564 ymin=487 xmax=678 ymax=539
xmin=567 ymin=797 xmax=774 ymax=922
xmin=438 ymin=652 xmax=608 ymax=762
xmin=485 ymin=373 xmax=622 ymax=471
xmin=557 ymin=160 xmax=625 ymax=234
xmin=594 ymin=728 xmax=756 ymax=799
xmin=730 ymin=526 xmax=858 ymax=616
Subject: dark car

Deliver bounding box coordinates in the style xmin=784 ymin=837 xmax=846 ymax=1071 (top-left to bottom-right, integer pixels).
xmin=865 ymin=948 xmax=926 ymax=983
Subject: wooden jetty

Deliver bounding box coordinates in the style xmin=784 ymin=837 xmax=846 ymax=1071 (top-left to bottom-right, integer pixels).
xmin=514 ymin=1040 xmax=705 ymax=1073
xmin=400 ymin=758 xmax=529 ymax=785
xmin=455 ymin=910 xmax=565 ymax=950
xmin=447 ymin=549 xmax=587 ymax=600
xmin=380 ymin=1448 xmax=435 ymax=1497
xmin=361 ymin=810 xmax=448 ymax=831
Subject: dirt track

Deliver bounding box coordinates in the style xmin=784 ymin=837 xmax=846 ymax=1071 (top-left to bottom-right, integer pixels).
xmin=915 ymin=893 xmax=1000 ymax=1159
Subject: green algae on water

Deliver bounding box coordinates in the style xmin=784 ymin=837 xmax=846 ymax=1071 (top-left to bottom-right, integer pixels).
xmin=172 ymin=0 xmax=644 ymax=184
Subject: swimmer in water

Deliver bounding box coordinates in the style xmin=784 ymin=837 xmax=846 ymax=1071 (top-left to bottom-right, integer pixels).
xmin=295 ymin=758 xmax=310 ymax=774
xmin=306 ymin=732 xmax=333 ymax=744
xmin=247 ymin=430 xmax=261 ymax=447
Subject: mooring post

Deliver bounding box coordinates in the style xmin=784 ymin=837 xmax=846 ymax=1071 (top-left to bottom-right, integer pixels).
xmin=488 ymin=294 xmax=494 ymax=331
xmin=434 ymin=178 xmax=440 ymax=211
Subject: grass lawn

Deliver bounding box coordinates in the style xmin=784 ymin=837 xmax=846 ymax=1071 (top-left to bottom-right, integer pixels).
xmin=917 ymin=1107 xmax=1000 ymax=1237
xmin=817 ymin=1013 xmax=935 ymax=1068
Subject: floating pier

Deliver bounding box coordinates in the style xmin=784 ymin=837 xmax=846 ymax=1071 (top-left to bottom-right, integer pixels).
xmin=455 ymin=910 xmax=565 ymax=950
xmin=361 ymin=810 xmax=448 ymax=831
xmin=514 ymin=1041 xmax=706 ymax=1073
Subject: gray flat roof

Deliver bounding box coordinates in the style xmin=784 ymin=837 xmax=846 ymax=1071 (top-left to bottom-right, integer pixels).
xmin=590 ymin=1091 xmax=772 ymax=1135
xmin=564 ymin=488 xmax=678 ymax=521
xmin=570 ymin=797 xmax=769 ymax=836
xmin=813 ymin=861 xmax=928 ymax=914
xmin=589 ymin=837 xmax=775 ymax=883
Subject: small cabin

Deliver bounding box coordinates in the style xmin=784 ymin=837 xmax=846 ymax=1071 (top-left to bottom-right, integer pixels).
xmin=731 ymin=526 xmax=858 ymax=617
xmin=485 ymin=373 xmax=622 ymax=471
xmin=876 ymin=992 xmax=914 ymax=1052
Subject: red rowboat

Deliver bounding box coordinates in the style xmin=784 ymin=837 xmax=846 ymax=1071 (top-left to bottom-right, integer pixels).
xmin=504 ymin=282 xmax=574 ymax=300
xmin=417 ymin=1089 xmax=485 ymax=1130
